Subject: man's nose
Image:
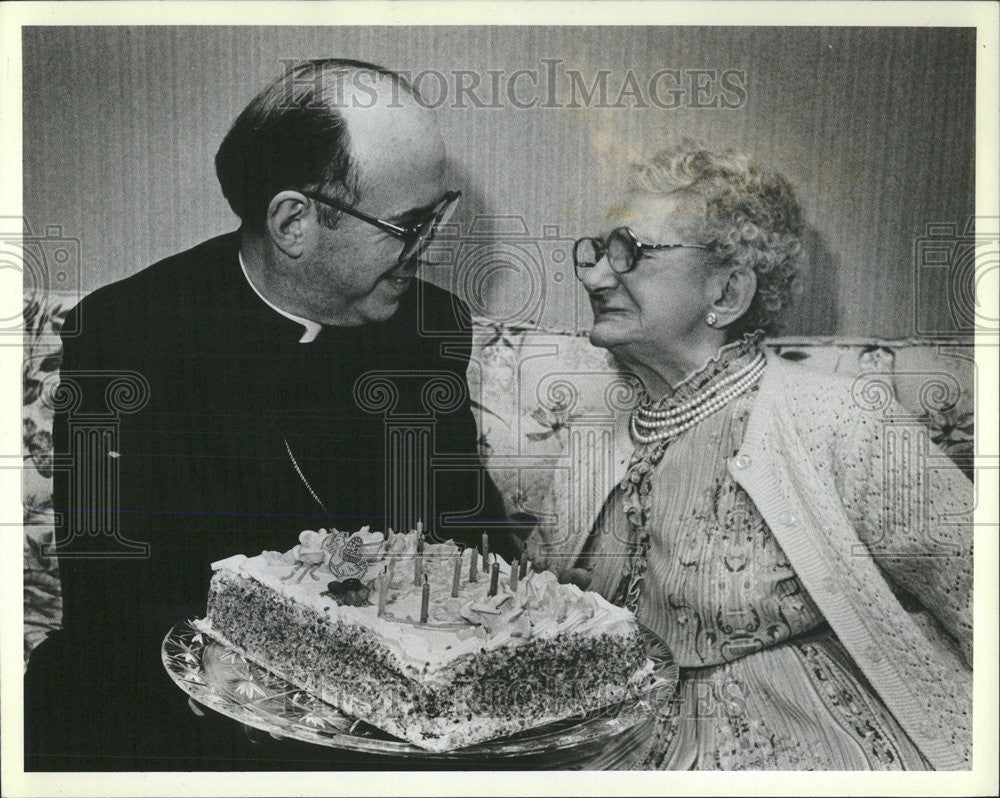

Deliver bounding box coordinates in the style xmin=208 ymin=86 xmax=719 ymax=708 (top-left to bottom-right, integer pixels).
xmin=579 ymin=254 xmax=619 ymax=292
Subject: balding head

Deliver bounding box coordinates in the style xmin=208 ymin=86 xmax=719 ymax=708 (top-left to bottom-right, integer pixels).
xmin=336 ymin=74 xmax=446 ymax=228
xmin=215 ymin=58 xmax=432 ymax=232
xmin=227 ymin=60 xmax=455 ymax=326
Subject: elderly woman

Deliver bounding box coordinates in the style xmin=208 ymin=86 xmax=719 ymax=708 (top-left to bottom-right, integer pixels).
xmin=556 ymin=144 xmax=972 ymax=770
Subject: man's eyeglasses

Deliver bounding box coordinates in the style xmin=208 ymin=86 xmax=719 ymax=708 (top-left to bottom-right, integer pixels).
xmin=302 ymin=190 xmax=461 ymax=267
xmin=573 ymin=226 xmax=708 ymax=280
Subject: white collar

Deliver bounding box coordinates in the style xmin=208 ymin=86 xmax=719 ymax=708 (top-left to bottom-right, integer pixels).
xmin=239 ymin=252 xmax=322 ymax=343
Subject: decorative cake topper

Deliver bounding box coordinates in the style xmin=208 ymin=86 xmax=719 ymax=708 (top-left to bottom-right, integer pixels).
xmin=324 ymin=527 xmax=386 ymax=581
xmin=281 ymin=529 xmax=332 ymax=583
xmin=280 ymin=527 xmax=385 ymax=584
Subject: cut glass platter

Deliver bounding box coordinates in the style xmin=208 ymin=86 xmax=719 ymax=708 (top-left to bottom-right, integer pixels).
xmin=163 ymin=618 xmax=678 ymax=768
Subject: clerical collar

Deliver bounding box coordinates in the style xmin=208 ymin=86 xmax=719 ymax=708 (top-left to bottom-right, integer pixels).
xmin=239 ymin=251 xmax=322 ymax=343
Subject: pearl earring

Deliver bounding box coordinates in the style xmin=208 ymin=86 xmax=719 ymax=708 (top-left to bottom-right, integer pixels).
xmin=706 ymin=312 xmax=718 ymax=327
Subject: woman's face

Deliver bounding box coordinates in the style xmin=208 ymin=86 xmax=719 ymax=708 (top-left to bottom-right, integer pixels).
xmin=579 ymin=193 xmax=715 ymax=359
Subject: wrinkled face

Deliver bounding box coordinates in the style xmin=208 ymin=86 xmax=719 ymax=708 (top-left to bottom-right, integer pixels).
xmin=301 ymin=92 xmax=449 ymax=326
xmin=579 ymin=193 xmax=715 ymax=359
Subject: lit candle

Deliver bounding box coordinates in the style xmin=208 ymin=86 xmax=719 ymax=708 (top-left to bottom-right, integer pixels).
xmin=413 ymin=545 xmax=423 ymax=586
xmin=469 ymin=546 xmax=478 ymax=582
xmin=377 ymin=569 xmax=389 ymax=617
xmin=451 ymin=553 xmax=462 ymax=597
xmin=419 ymin=574 xmax=429 ymax=623
xmin=488 ymin=557 xmax=500 ymax=597
xmin=509 ymin=554 xmax=519 ymax=593
xmin=481 ymin=532 xmax=490 ymax=573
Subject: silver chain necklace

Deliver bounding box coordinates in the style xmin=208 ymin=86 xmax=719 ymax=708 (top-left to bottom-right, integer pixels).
xmin=283 ymin=434 xmax=332 ymax=518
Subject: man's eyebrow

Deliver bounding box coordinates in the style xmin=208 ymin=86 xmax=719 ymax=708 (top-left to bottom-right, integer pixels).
xmin=386 ymin=200 xmax=439 ymax=225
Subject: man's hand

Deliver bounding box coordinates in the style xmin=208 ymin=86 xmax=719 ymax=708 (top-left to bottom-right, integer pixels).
xmin=557 ymin=567 xmax=593 ymax=591
xmin=503 ymin=511 xmax=540 ymax=560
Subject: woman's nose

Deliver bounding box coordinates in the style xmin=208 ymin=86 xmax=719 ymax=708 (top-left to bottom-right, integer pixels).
xmin=579 ymin=254 xmax=619 ymax=292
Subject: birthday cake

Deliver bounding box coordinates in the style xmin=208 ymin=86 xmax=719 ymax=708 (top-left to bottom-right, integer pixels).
xmin=195 ymin=527 xmax=651 ymax=752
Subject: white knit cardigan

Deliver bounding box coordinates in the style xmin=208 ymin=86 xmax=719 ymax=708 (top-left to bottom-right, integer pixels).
xmin=537 ymin=348 xmax=973 ymax=769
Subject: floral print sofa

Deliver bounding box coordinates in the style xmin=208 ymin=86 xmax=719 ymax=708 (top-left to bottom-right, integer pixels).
xmin=22 ymin=294 xmax=975 ymax=663
xmin=465 ymin=322 xmax=975 ymax=561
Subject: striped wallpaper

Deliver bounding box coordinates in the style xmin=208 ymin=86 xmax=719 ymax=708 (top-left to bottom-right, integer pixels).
xmin=22 ymin=26 xmax=975 ymax=339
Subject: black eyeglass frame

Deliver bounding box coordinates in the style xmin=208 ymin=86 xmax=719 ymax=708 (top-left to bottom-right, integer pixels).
xmin=301 ymin=189 xmax=461 ymax=266
xmin=573 ymin=226 xmax=709 ymax=280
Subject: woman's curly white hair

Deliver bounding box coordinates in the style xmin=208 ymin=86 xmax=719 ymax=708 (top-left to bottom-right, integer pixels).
xmin=630 ymin=143 xmax=805 ymax=339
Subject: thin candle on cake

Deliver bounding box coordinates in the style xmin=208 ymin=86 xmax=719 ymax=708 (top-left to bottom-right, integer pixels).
xmin=419 ymin=574 xmax=429 ymax=623
xmin=413 ymin=543 xmax=423 ymax=586
xmin=469 ymin=546 xmax=478 ymax=582
xmin=509 ymin=554 xmax=519 ymax=593
xmin=481 ymin=532 xmax=489 ymax=573
xmin=377 ymin=568 xmax=389 ymax=617
xmin=451 ymin=552 xmax=462 ymax=597
xmin=488 ymin=557 xmax=500 ymax=597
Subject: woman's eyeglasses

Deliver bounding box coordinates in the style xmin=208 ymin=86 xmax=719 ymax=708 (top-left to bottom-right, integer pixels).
xmin=573 ymin=226 xmax=708 ymax=280
xmin=302 ymin=190 xmax=461 ymax=268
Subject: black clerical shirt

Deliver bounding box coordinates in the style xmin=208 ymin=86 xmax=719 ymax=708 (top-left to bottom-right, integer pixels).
xmin=24 ymin=231 xmax=510 ymax=771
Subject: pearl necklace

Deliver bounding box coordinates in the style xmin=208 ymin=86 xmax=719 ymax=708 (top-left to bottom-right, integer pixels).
xmin=630 ymin=352 xmax=765 ymax=445
xmin=635 ymin=351 xmax=765 ymax=421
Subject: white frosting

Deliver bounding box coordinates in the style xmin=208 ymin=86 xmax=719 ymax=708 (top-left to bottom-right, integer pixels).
xmin=209 ymin=531 xmax=636 ymax=683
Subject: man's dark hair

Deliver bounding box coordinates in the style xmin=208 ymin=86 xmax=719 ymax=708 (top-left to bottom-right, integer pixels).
xmin=215 ymin=58 xmax=412 ymax=232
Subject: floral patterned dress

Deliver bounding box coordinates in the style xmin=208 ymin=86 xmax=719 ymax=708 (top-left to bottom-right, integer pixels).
xmin=581 ymin=335 xmax=930 ymax=770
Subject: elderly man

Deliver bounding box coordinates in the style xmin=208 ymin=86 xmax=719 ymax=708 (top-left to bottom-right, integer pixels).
xmin=25 ymin=59 xmax=512 ymax=771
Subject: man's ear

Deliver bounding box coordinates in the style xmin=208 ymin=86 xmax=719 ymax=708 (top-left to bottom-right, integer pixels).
xmin=266 ymin=191 xmax=311 ymax=258
xmin=710 ymin=265 xmax=757 ymax=329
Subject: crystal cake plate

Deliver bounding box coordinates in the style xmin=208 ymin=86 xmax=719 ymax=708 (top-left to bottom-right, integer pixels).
xmin=162 ymin=618 xmax=678 ymax=769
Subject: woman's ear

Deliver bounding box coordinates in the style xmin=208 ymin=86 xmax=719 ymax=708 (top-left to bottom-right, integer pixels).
xmin=265 ymin=191 xmax=310 ymax=258
xmin=710 ymin=265 xmax=757 ymax=329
